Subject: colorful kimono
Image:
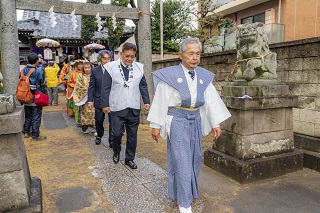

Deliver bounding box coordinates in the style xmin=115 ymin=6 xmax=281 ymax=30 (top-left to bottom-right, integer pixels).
xmin=147 ymin=64 xmax=231 ymax=208
xmin=66 ymin=69 xmax=82 ymax=118
xmin=58 ymin=63 xmax=69 ymax=85
xmin=73 ymin=73 xmax=95 ymax=126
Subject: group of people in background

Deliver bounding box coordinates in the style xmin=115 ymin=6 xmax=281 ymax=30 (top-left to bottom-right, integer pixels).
xmin=20 ymin=38 xmax=231 ymax=213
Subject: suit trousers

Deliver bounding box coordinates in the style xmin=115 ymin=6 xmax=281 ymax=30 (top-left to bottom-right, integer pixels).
xmin=111 ymin=108 xmax=140 ymax=162
xmin=95 ymin=107 xmax=114 ymax=145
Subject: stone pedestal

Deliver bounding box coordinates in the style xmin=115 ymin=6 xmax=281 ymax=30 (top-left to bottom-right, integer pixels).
xmin=204 ymin=81 xmax=303 ymax=183
xmin=0 ymin=106 xmax=42 ymax=212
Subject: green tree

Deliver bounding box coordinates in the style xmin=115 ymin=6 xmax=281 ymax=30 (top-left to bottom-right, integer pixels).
xmin=151 ymin=0 xmax=197 ymax=52
xmin=105 ymin=0 xmax=129 ymax=51
xmin=81 ymin=0 xmax=103 ymax=41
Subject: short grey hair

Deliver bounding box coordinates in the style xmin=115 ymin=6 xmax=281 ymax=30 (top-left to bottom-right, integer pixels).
xmin=97 ymin=50 xmax=112 ymax=62
xmin=179 ymin=38 xmax=202 ymax=52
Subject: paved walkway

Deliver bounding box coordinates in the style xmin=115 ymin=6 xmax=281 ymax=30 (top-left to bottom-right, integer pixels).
xmin=23 ymin=106 xmax=320 ymax=213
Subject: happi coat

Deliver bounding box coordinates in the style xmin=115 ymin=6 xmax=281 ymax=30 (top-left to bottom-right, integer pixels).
xmin=103 ymin=58 xmax=145 ymax=112
xmin=147 ymin=64 xmax=231 ymax=208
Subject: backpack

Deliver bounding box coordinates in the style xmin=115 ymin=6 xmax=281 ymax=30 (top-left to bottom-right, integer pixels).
xmin=16 ymin=68 xmax=36 ymax=103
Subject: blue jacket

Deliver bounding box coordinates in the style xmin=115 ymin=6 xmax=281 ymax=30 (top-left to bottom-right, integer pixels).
xmin=21 ymin=64 xmax=46 ymax=93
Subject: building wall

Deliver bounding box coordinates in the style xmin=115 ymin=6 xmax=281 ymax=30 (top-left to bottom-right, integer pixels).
xmin=232 ymin=0 xmax=279 ymax=25
xmin=221 ymin=0 xmax=320 ymax=42
xmin=152 ymin=37 xmax=320 ymax=139
xmin=281 ymin=0 xmax=320 ymax=41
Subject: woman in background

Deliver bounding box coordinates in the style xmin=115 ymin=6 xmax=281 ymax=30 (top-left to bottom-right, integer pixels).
xmin=73 ymin=62 xmax=96 ymax=135
xmin=66 ymin=60 xmax=83 ymax=120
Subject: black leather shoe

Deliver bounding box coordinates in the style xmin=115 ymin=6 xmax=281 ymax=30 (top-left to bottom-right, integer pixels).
xmin=113 ymin=153 xmax=119 ymax=163
xmin=125 ymin=160 xmax=137 ymax=169
xmin=109 ymin=143 xmax=113 ymax=148
xmin=95 ymin=137 xmax=101 ymax=145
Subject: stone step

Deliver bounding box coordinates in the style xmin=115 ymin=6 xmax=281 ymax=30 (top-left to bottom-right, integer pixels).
xmin=294 ymin=133 xmax=320 ymax=152
xmin=297 ymin=148 xmax=320 ymax=172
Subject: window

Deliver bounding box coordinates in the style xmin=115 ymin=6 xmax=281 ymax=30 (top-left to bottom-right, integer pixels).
xmin=241 ymin=13 xmax=265 ymax=24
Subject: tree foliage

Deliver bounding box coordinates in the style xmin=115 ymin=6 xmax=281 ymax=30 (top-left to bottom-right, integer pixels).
xmin=151 ymin=0 xmax=197 ymax=52
xmin=105 ymin=0 xmax=129 ymax=51
xmin=81 ymin=0 xmax=103 ymax=41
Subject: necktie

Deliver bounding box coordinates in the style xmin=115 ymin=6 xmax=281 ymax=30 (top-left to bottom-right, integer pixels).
xmin=188 ymin=70 xmax=195 ymax=80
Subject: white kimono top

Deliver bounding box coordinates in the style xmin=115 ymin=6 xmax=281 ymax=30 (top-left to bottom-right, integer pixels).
xmin=147 ymin=64 xmax=231 ymax=138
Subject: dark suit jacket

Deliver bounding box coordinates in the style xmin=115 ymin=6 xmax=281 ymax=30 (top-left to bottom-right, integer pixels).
xmin=88 ymin=65 xmax=111 ymax=109
xmin=101 ymin=70 xmax=150 ymax=117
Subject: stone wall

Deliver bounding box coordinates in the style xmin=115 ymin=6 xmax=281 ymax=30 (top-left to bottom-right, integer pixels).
xmin=152 ymin=36 xmax=320 ymax=140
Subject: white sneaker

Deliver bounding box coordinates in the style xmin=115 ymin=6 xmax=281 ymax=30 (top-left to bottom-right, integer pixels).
xmin=179 ymin=205 xmax=192 ymax=213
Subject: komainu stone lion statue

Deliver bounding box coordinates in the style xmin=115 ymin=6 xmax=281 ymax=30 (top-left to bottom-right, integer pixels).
xmin=234 ymin=22 xmax=277 ymax=81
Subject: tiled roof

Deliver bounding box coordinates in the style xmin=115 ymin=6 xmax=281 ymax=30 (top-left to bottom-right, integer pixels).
xmin=17 ymin=11 xmax=135 ymax=40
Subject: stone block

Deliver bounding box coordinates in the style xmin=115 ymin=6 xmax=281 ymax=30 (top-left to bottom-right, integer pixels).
xmin=299 ymin=108 xmax=318 ymax=123
xmin=0 ymin=94 xmax=15 ymax=115
xmin=221 ymin=86 xmax=245 ymax=97
xmin=276 ymin=71 xmax=289 ymax=82
xmin=273 ymin=47 xmax=289 ymax=59
xmin=0 ymin=170 xmax=30 ymax=212
xmin=297 ymin=70 xmax=319 ymax=83
xmin=233 ymin=79 xmax=248 ymax=86
xmin=288 ymin=71 xmax=302 ymax=83
xmin=301 ymin=84 xmax=319 ymax=96
xmin=247 ymin=79 xmax=279 ymax=86
xmin=285 ymin=108 xmax=293 ymax=130
xmin=293 ymin=120 xmax=315 ymax=136
xmin=204 ymin=148 xmax=303 ymax=184
xmin=287 ymin=44 xmax=319 ymax=58
xmin=253 ymin=108 xmax=286 ymax=133
xmin=214 ymin=130 xmax=294 ymax=160
xmin=0 ymin=134 xmax=21 ymax=173
xmin=315 ymin=98 xmax=320 ymax=111
xmin=293 ymin=108 xmax=300 ymax=121
xmin=222 ymin=96 xmax=298 ymax=110
xmin=0 ymin=107 xmax=24 ymax=135
xmin=288 ymin=83 xmax=302 ymax=96
xmin=259 ymin=84 xmax=290 ymax=96
xmin=302 ymin=57 xmax=320 ymax=70
xmin=315 ymin=124 xmax=320 ymax=137
xmin=221 ymin=109 xmax=253 ymax=135
xmin=222 ymin=85 xmax=290 ymax=97
xmin=277 ymin=58 xmax=303 ymax=71
xmin=298 ymin=97 xmax=315 ymax=110
xmin=294 ymin=133 xmax=320 ymax=152
xmin=302 ymin=149 xmax=320 ymax=172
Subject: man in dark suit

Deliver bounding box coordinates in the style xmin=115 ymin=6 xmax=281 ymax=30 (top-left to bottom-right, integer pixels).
xmin=101 ymin=42 xmax=150 ymax=169
xmin=88 ymin=50 xmax=112 ymax=146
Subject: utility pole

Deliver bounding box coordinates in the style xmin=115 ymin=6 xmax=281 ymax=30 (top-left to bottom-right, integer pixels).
xmin=160 ymin=0 xmax=163 ymax=60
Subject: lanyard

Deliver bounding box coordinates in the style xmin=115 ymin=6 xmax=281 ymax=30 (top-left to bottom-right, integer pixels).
xmin=118 ymin=63 xmax=133 ymax=88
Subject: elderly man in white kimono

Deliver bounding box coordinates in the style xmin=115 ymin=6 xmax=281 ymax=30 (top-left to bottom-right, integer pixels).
xmin=147 ymin=38 xmax=231 ymax=213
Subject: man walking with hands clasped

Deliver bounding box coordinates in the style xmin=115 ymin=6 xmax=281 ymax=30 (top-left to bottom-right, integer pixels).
xmin=147 ymin=38 xmax=231 ymax=213
xmin=101 ymin=42 xmax=150 ymax=169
